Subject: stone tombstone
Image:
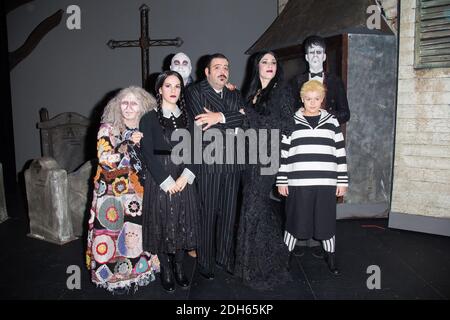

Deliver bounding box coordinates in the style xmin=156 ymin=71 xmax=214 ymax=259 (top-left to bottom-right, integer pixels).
xmin=38 ymin=108 xmax=91 ymax=173
xmin=68 ymin=159 xmax=95 ymax=237
xmin=0 ymin=163 xmax=8 ymax=223
xmin=25 ymin=158 xmax=77 ymax=244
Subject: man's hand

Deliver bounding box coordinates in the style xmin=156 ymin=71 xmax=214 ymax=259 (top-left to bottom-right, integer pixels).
xmin=195 ymin=108 xmax=222 ymax=131
xmin=336 ymin=186 xmax=348 ymax=197
xmin=131 ymin=131 xmax=143 ymax=144
xmin=175 ymin=176 xmax=188 ymax=192
xmin=278 ymin=186 xmax=289 ymax=197
xmin=225 ymin=82 xmax=237 ymax=91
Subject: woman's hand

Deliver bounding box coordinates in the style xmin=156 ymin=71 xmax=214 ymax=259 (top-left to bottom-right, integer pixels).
xmin=278 ymin=186 xmax=289 ymax=197
xmin=175 ymin=176 xmax=188 ymax=192
xmin=131 ymin=131 xmax=143 ymax=144
xmin=167 ymin=184 xmax=180 ymax=195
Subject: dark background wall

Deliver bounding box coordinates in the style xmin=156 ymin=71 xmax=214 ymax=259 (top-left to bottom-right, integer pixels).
xmin=7 ymin=0 xmax=277 ymax=173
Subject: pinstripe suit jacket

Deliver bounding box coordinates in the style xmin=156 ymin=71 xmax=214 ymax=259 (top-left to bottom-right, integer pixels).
xmin=185 ymin=79 xmax=246 ymax=173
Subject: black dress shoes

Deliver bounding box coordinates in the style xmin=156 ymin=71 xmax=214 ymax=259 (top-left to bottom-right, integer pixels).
xmin=311 ymin=246 xmax=324 ymax=259
xmin=174 ymin=262 xmax=190 ymax=288
xmin=160 ymin=266 xmax=176 ymax=292
xmin=324 ymin=252 xmax=340 ymax=276
xmin=198 ymin=267 xmax=215 ymax=280
xmin=293 ymin=245 xmax=306 ymax=257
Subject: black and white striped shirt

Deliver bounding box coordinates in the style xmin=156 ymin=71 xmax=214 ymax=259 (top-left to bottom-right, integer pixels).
xmin=276 ymin=110 xmax=348 ymax=187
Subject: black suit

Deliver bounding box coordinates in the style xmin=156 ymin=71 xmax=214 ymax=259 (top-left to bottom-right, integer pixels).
xmin=185 ymin=79 xmax=245 ymax=274
xmin=291 ymin=72 xmax=350 ymax=124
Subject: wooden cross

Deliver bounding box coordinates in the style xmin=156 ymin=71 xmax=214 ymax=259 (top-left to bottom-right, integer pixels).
xmin=107 ymin=4 xmax=183 ymax=88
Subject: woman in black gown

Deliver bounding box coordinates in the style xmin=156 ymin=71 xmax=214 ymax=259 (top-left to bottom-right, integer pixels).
xmin=140 ymin=71 xmax=199 ymax=293
xmin=235 ymin=51 xmax=295 ymax=290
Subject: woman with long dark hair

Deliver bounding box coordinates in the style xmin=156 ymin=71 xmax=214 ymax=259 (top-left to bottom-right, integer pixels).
xmin=139 ymin=71 xmax=199 ymax=293
xmin=235 ymin=51 xmax=295 ymax=290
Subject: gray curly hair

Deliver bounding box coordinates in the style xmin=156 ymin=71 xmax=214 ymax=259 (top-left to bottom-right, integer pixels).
xmin=101 ymin=86 xmax=156 ymax=132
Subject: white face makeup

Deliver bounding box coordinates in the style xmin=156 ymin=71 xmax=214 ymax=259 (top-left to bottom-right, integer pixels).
xmin=170 ymin=52 xmax=192 ymax=84
xmin=305 ymin=44 xmax=326 ymax=73
xmin=120 ymin=93 xmax=141 ymax=123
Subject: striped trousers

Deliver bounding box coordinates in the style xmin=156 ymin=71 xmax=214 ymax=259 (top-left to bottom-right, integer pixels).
xmin=196 ymin=170 xmax=240 ymax=274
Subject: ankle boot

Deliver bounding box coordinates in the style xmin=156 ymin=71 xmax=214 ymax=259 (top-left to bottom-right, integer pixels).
xmin=160 ymin=265 xmax=175 ymax=292
xmin=174 ymin=262 xmax=190 ymax=288
xmin=324 ymin=252 xmax=340 ymax=276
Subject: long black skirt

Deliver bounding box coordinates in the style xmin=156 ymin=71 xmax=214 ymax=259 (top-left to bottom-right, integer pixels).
xmin=142 ymin=158 xmax=199 ymax=255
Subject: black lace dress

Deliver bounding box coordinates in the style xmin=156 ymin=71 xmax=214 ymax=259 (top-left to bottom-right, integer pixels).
xmin=234 ymin=83 xmax=295 ymax=290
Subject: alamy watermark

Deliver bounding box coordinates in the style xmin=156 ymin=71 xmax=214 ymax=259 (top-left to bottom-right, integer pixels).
xmin=170 ymin=125 xmax=281 ymax=176
xmin=66 ymin=265 xmax=81 ymax=290
xmin=66 ymin=5 xmax=81 ymax=30
xmin=366 ymin=4 xmax=382 ymax=30
xmin=366 ymin=265 xmax=381 ymax=290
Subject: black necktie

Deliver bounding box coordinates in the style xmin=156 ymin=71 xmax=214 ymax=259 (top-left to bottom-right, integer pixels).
xmin=310 ymin=71 xmax=323 ymax=78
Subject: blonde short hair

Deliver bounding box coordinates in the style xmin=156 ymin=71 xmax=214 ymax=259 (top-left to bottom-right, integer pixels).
xmin=300 ymin=80 xmax=326 ymax=99
xmin=101 ymin=86 xmax=156 ymax=132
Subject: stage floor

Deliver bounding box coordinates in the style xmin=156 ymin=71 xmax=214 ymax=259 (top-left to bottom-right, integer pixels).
xmin=1 ymin=207 xmax=449 ymax=300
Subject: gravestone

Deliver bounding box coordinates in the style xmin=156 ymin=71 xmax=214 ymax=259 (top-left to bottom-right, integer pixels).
xmin=68 ymin=159 xmax=95 ymax=236
xmin=38 ymin=108 xmax=91 ymax=173
xmin=25 ymin=158 xmax=77 ymax=244
xmin=25 ymin=108 xmax=94 ymax=243
xmin=0 ymin=163 xmax=8 ymax=223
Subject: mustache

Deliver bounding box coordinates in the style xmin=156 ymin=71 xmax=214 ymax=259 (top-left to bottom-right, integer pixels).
xmin=218 ymin=74 xmax=228 ymax=80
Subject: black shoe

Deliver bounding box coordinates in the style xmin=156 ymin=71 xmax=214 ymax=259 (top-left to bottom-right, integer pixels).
xmin=174 ymin=262 xmax=190 ymax=288
xmin=311 ymin=246 xmax=324 ymax=259
xmin=287 ymin=252 xmax=294 ymax=271
xmin=216 ymin=262 xmax=234 ymax=275
xmin=293 ymin=246 xmax=305 ymax=257
xmin=111 ymin=287 xmax=127 ymax=295
xmin=198 ymin=267 xmax=215 ymax=280
xmin=324 ymin=252 xmax=340 ymax=276
xmin=160 ymin=266 xmax=176 ymax=292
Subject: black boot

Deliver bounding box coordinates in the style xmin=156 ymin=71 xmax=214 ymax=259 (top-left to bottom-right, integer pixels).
xmin=324 ymin=252 xmax=340 ymax=276
xmin=159 ymin=254 xmax=175 ymax=292
xmin=174 ymin=262 xmax=190 ymax=288
xmin=160 ymin=266 xmax=176 ymax=292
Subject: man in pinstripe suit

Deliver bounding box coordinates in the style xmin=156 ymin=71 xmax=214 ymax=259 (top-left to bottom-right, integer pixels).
xmin=184 ymin=53 xmax=245 ymax=279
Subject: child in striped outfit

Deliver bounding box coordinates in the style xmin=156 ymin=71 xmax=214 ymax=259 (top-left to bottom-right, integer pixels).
xmin=277 ymin=80 xmax=348 ymax=275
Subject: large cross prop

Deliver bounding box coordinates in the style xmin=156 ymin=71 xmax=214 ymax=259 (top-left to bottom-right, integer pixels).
xmin=107 ymin=4 xmax=183 ymax=88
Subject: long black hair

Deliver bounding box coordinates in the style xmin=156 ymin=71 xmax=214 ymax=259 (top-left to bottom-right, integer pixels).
xmin=154 ymin=70 xmax=188 ymax=128
xmin=244 ymin=50 xmax=283 ymax=114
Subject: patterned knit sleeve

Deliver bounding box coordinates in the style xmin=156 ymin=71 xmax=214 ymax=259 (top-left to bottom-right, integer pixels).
xmin=96 ymin=123 xmax=120 ymax=171
xmin=334 ymin=119 xmax=349 ymax=187
xmin=276 ymin=133 xmax=291 ymax=186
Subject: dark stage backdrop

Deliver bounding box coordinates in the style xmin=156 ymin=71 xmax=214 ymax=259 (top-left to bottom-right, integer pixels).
xmin=7 ymin=0 xmax=277 ymax=173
